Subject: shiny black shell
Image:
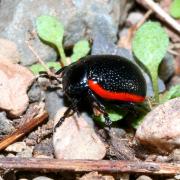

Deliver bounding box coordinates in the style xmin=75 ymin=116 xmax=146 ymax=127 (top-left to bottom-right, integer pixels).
xmin=62 ymin=55 xmax=146 ymax=100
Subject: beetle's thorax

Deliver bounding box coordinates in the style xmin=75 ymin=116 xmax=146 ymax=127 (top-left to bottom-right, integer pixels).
xmin=62 ymin=61 xmax=88 ymax=97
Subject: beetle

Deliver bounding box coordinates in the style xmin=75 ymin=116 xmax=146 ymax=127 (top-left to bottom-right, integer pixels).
xmin=42 ymin=55 xmax=146 ymax=130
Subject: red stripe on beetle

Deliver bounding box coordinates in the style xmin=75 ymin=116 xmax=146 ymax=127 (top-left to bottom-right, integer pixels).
xmin=88 ymin=80 xmax=145 ymax=103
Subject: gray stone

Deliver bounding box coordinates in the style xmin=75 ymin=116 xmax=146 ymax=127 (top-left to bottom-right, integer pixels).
xmin=33 ymin=139 xmax=54 ymax=158
xmin=126 ymin=11 xmax=144 ymax=26
xmin=159 ymin=53 xmax=175 ymax=82
xmin=0 ymin=0 xmax=133 ymax=65
xmin=109 ymin=127 xmax=126 ymax=138
xmin=45 ymin=90 xmax=64 ymax=120
xmin=28 ymin=82 xmax=42 ymax=103
xmin=0 ymin=112 xmax=14 ymax=136
xmin=136 ymin=98 xmax=180 ymax=153
xmin=91 ymin=33 xmax=133 ymax=60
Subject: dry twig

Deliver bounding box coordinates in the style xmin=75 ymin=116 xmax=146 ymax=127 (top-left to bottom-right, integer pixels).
xmin=0 ymin=158 xmax=180 ymax=175
xmin=136 ymin=9 xmax=153 ymax=29
xmin=137 ymin=0 xmax=180 ymax=34
xmin=0 ymin=111 xmax=48 ymax=151
xmin=26 ymin=41 xmax=55 ymax=77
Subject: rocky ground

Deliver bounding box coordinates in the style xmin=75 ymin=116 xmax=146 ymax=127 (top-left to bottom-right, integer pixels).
xmin=0 ymin=0 xmax=180 ymax=180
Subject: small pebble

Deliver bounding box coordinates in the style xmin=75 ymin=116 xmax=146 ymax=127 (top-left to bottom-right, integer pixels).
xmin=16 ymin=146 xmax=33 ymax=158
xmin=32 ymin=176 xmax=54 ymax=180
xmin=33 ymin=139 xmax=54 ymax=158
xmin=159 ymin=53 xmax=174 ymax=82
xmin=6 ymin=153 xmax=15 ymax=157
xmin=5 ymin=142 xmax=27 ymax=153
xmin=0 ymin=112 xmax=14 ymax=136
xmin=28 ymin=82 xmax=42 ymax=103
xmin=172 ymin=149 xmax=180 ymax=162
xmin=126 ymin=11 xmax=144 ymax=26
xmin=80 ymin=172 xmax=114 ymax=180
xmin=175 ymin=174 xmax=180 ymax=180
xmin=136 ymin=175 xmax=152 ymax=180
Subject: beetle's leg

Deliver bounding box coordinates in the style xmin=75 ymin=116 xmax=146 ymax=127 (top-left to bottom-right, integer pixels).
xmin=54 ymin=99 xmax=79 ymax=131
xmin=39 ymin=71 xmax=62 ymax=83
xmin=55 ymin=66 xmax=67 ymax=76
xmin=88 ymin=90 xmax=112 ymax=127
xmin=38 ymin=66 xmax=67 ymax=84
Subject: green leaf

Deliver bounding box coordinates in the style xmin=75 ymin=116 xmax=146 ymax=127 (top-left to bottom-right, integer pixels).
xmin=36 ymin=15 xmax=67 ymax=65
xmin=94 ymin=106 xmax=126 ymax=123
xmin=170 ymin=0 xmax=180 ymax=19
xmin=36 ymin=15 xmax=64 ymax=46
xmin=71 ymin=40 xmax=90 ymax=62
xmin=160 ymin=85 xmax=180 ymax=103
xmin=132 ymin=21 xmax=169 ymax=102
xmin=131 ymin=114 xmax=145 ymax=129
xmin=29 ymin=62 xmax=61 ymax=74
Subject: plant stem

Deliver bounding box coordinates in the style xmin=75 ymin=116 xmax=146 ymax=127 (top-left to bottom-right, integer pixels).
xmin=57 ymin=44 xmax=67 ymax=66
xmin=151 ymin=69 xmax=159 ymax=103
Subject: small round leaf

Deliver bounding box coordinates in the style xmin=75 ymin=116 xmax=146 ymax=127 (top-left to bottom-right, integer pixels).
xmin=94 ymin=106 xmax=126 ymax=123
xmin=30 ymin=62 xmax=61 ymax=74
xmin=132 ymin=21 xmax=169 ymax=102
xmin=36 ymin=15 xmax=64 ymax=46
xmin=71 ymin=40 xmax=90 ymax=62
xmin=170 ymin=0 xmax=180 ymax=19
xmin=132 ymin=21 xmax=169 ymax=69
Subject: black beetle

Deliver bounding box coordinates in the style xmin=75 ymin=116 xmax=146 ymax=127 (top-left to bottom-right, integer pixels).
xmin=43 ymin=55 xmax=147 ymax=129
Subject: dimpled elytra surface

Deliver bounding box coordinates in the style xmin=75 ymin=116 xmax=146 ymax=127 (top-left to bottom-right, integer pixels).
xmin=86 ymin=55 xmax=146 ymax=97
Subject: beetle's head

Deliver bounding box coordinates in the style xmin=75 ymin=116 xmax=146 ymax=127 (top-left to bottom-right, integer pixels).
xmin=58 ymin=62 xmax=88 ymax=98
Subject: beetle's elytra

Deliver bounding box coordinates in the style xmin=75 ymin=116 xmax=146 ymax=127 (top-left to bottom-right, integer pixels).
xmin=49 ymin=55 xmax=146 ymax=129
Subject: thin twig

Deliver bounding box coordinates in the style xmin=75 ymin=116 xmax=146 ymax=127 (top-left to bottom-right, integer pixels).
xmin=26 ymin=41 xmax=54 ymax=76
xmin=0 ymin=111 xmax=48 ymax=151
xmin=0 ymin=158 xmax=180 ymax=175
xmin=168 ymin=49 xmax=179 ymax=56
xmin=136 ymin=9 xmax=153 ymax=29
xmin=136 ymin=0 xmax=180 ymax=34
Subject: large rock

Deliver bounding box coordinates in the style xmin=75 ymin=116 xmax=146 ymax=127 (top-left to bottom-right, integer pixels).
xmin=0 ymin=0 xmax=133 ymax=65
xmin=53 ymin=108 xmax=106 ymax=160
xmin=135 ymin=98 xmax=180 ymax=153
xmin=0 ymin=60 xmax=34 ymax=116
